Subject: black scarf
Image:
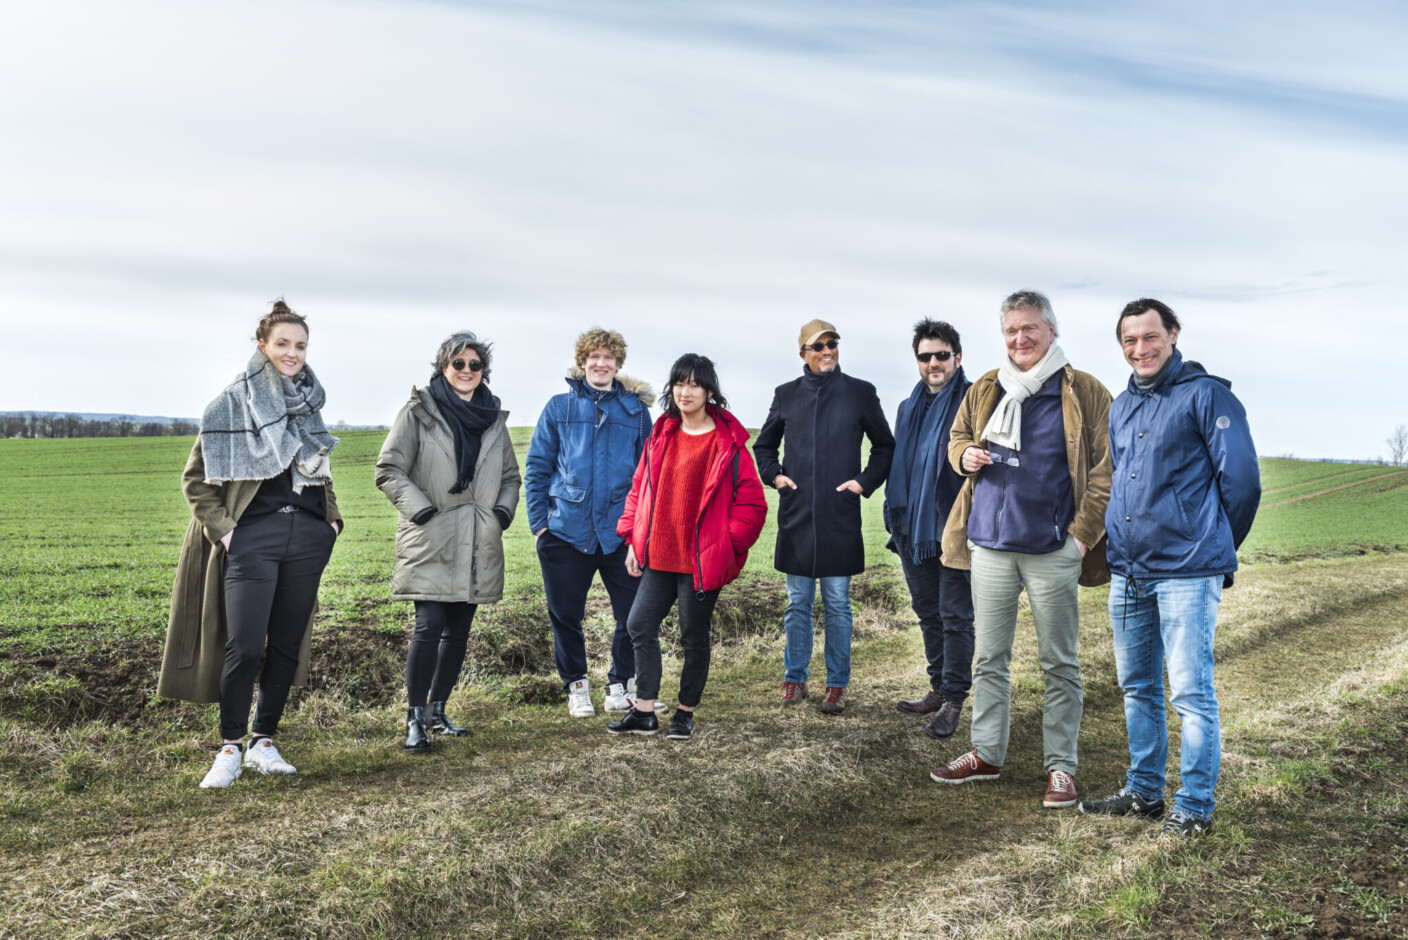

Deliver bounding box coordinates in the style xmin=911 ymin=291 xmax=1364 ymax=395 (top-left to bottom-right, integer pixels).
xmin=428 ymin=375 xmax=501 ymax=494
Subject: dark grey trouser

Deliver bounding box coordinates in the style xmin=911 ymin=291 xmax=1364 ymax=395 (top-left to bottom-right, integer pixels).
xmin=897 ymin=550 xmax=976 ymax=702
xmin=407 ymin=601 xmax=478 ymax=707
xmin=626 ymin=568 xmax=718 ymax=708
xmin=220 ymin=510 xmax=336 ymax=740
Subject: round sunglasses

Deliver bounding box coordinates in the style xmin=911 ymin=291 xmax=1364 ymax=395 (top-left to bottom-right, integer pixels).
xmin=451 ymin=358 xmax=484 ymax=372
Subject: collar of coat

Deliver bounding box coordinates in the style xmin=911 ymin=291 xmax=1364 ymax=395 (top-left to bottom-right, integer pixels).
xmin=406 ymin=385 xmax=507 ymax=429
xmin=649 ymin=404 xmax=751 ymax=448
xmin=565 ymin=367 xmax=657 ymax=408
xmin=1125 ymin=348 xmax=1232 ymax=397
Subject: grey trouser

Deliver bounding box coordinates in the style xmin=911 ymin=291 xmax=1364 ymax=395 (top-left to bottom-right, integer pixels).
xmin=968 ymin=538 xmax=1084 ymax=774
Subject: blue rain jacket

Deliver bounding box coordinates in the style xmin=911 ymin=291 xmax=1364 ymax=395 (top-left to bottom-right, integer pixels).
xmin=1106 ymin=349 xmax=1261 ymax=580
xmin=525 ymin=374 xmax=653 ymax=554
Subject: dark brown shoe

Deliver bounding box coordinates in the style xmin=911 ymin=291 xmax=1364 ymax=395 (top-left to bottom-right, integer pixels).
xmin=896 ymin=689 xmax=944 ymax=714
xmin=922 ymin=700 xmax=962 ymax=739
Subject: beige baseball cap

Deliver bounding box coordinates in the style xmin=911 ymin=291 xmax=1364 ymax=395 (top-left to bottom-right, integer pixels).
xmin=798 ymin=318 xmax=840 ymax=348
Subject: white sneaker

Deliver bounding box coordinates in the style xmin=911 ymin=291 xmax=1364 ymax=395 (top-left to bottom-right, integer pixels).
xmin=243 ymin=738 xmax=297 ymax=775
xmin=567 ymin=679 xmax=595 ymax=718
xmin=625 ymin=678 xmax=668 ymax=713
xmin=603 ymin=682 xmax=632 ymax=713
xmin=200 ymin=744 xmax=243 ymax=789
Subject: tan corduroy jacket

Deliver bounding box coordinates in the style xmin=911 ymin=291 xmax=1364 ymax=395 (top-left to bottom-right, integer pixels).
xmin=157 ymin=439 xmax=343 ymax=703
xmin=940 ymin=364 xmax=1113 ymax=587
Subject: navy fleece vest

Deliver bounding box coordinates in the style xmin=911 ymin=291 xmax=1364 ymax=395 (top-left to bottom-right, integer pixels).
xmin=967 ymin=372 xmax=1074 ymax=554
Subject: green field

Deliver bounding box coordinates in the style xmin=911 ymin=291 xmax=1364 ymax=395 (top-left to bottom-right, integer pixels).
xmin=2 ymin=440 xmax=1406 ymax=939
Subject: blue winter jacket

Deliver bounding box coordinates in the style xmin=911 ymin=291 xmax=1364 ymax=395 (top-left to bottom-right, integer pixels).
xmin=1106 ymin=349 xmax=1261 ymax=581
xmin=525 ymin=373 xmax=655 ymax=554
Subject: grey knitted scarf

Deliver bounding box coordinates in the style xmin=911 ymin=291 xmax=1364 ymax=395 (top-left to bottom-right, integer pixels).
xmin=199 ymin=351 xmax=338 ymax=491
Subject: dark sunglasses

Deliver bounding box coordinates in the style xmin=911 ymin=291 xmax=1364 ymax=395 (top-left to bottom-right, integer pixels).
xmin=916 ymin=351 xmax=955 ymax=363
xmin=451 ymin=358 xmax=484 ymax=372
xmin=804 ymin=339 xmax=839 ymax=352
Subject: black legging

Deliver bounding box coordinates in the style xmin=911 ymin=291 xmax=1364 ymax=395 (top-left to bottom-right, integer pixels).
xmin=406 ymin=601 xmax=478 ymax=707
xmin=220 ymin=510 xmax=336 ymax=741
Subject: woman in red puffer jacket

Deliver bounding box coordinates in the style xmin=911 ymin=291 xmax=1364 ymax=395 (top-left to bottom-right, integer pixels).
xmin=608 ymin=353 xmax=768 ymax=741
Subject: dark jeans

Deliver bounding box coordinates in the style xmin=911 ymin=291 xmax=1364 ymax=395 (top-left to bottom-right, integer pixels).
xmin=536 ymin=532 xmax=639 ymax=690
xmin=626 ymin=568 xmax=718 ymax=708
xmin=898 ymin=550 xmax=976 ymax=703
xmin=220 ymin=510 xmax=336 ymax=740
xmin=407 ymin=601 xmax=478 ymax=707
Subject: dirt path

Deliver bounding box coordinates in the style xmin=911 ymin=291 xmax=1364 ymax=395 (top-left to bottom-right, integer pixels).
xmin=1261 ymin=466 xmax=1389 ymax=496
xmin=4 ymin=555 xmax=1408 ymax=939
xmin=1262 ymin=469 xmax=1408 ymax=508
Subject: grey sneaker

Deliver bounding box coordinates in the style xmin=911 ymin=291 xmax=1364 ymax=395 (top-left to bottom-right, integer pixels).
xmin=1079 ymin=786 xmax=1165 ymax=819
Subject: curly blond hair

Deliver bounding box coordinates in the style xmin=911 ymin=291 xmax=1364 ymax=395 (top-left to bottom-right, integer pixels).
xmin=573 ymin=328 xmax=627 ymax=370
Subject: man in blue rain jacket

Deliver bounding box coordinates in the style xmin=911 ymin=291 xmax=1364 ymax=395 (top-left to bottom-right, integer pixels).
xmin=1079 ymin=298 xmax=1260 ymax=840
xmin=526 ymin=328 xmax=655 ymax=719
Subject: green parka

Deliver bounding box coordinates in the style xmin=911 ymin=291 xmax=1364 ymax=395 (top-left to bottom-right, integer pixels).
xmin=157 ymin=439 xmax=344 ymax=703
xmin=374 ymin=387 xmax=521 ymax=603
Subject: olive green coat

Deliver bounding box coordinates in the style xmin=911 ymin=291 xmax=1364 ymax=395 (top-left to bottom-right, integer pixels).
xmin=156 ymin=439 xmax=344 ymax=704
xmin=374 ymin=387 xmax=521 ymax=603
xmin=941 ymin=364 xmax=1113 ymax=587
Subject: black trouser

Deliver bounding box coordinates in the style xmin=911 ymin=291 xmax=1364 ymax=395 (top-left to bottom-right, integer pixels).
xmin=626 ymin=568 xmax=718 ymax=708
xmin=898 ymin=550 xmax=976 ymax=703
xmin=220 ymin=510 xmax=336 ymax=741
xmin=536 ymin=532 xmax=639 ymax=690
xmin=406 ymin=601 xmax=478 ymax=707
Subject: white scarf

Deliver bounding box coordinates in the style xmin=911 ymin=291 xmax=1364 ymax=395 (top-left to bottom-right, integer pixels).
xmin=979 ymin=344 xmax=1069 ymax=451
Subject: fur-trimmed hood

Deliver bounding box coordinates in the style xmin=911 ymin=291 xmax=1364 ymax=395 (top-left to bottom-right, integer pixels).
xmin=566 ymin=367 xmax=656 ymax=408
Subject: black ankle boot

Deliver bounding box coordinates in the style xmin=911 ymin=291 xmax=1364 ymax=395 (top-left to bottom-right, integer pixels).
xmin=404 ymin=706 xmax=432 ymax=753
xmin=427 ymin=701 xmax=471 ymax=737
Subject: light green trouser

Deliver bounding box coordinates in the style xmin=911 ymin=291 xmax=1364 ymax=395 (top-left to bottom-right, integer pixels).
xmin=968 ymin=539 xmax=1084 ymax=774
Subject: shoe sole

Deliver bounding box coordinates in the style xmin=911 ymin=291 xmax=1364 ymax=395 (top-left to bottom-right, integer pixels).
xmin=929 ymin=772 xmax=1000 ymax=784
xmin=922 ymin=725 xmax=956 ymax=739
xmin=245 ymin=764 xmax=297 ymax=774
xmin=199 ymin=776 xmax=240 ymax=789
xmin=819 ymin=705 xmax=845 ymax=714
xmin=667 ymin=732 xmax=692 ymax=740
xmin=606 ymin=727 xmax=658 ymax=736
xmin=403 ymin=744 xmax=432 ymax=753
xmin=1043 ymin=797 xmax=1078 ymax=808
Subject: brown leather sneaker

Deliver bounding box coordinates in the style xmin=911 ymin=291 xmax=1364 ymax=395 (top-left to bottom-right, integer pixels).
xmin=819 ymin=686 xmax=847 ymax=714
xmin=1043 ymin=769 xmax=1078 ymax=808
xmin=896 ymin=689 xmax=944 ymax=714
xmin=929 ymin=748 xmax=1002 ymax=784
xmin=922 ymin=700 xmax=962 ymax=739
xmin=780 ymin=681 xmax=808 ymax=706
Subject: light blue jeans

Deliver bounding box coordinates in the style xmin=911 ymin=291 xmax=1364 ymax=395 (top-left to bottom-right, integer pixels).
xmin=1108 ymin=574 xmax=1223 ymax=820
xmin=783 ymin=575 xmax=853 ymax=688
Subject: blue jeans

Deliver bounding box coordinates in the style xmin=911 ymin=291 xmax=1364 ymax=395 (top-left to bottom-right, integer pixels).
xmin=783 ymin=575 xmax=853 ymax=688
xmin=1108 ymin=574 xmax=1223 ymax=820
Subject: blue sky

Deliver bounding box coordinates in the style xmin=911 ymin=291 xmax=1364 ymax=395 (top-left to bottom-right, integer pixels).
xmin=1 ymin=0 xmax=1403 ymax=458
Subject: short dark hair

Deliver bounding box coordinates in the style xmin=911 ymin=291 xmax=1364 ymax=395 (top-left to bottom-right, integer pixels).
xmin=1115 ymin=298 xmax=1181 ymax=341
xmin=660 ymin=353 xmax=728 ymax=419
xmin=911 ymin=318 xmax=962 ymax=356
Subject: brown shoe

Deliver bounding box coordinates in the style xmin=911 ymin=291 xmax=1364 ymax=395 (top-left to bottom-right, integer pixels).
xmin=819 ymin=686 xmax=847 ymax=714
xmin=1043 ymin=769 xmax=1078 ymax=808
xmin=780 ymin=681 xmax=808 ymax=706
xmin=929 ymin=748 xmax=1002 ymax=784
xmin=922 ymin=700 xmax=962 ymax=739
xmin=896 ymin=689 xmax=944 ymax=714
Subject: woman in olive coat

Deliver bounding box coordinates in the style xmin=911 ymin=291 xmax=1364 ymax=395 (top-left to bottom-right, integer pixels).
xmin=375 ymin=331 xmax=520 ymax=751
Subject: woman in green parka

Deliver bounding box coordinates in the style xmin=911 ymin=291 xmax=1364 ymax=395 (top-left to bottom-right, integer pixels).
xmin=158 ymin=300 xmax=343 ymax=789
xmin=375 ymin=331 xmax=520 ymax=752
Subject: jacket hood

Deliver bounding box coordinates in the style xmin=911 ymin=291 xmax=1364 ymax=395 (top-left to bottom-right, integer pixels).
xmin=565 ymin=368 xmax=657 ymax=407
xmin=1128 ymin=350 xmax=1232 ymax=396
xmin=651 ymin=405 xmax=751 ymax=447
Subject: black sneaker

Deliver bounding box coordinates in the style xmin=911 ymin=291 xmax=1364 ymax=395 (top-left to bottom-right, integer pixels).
xmin=666 ymin=709 xmax=694 ymax=740
xmin=606 ymin=708 xmax=659 ymax=736
xmin=1149 ymin=809 xmax=1213 ymax=839
xmin=1078 ymin=786 xmax=1164 ymax=819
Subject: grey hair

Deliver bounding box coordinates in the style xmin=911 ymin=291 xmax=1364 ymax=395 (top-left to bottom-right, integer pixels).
xmin=431 ymin=331 xmax=493 ymax=384
xmin=999 ymin=290 xmax=1058 ymax=336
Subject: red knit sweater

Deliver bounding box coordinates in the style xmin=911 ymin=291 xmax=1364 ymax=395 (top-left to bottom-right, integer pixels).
xmin=646 ymin=429 xmax=713 ymax=573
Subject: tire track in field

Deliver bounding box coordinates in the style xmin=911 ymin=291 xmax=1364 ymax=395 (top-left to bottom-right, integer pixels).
xmin=1261 ymin=469 xmax=1408 ymax=508
xmin=1261 ymin=466 xmax=1388 ymax=496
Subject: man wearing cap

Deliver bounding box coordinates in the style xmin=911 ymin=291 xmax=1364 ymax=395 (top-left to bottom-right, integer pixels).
xmin=754 ymin=319 xmax=895 ymax=714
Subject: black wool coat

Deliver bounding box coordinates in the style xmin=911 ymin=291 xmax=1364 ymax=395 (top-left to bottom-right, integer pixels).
xmin=753 ymin=367 xmax=895 ymax=577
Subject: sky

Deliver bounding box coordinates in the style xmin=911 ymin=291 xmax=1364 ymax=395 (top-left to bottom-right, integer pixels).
xmin=1 ymin=0 xmax=1404 ymax=458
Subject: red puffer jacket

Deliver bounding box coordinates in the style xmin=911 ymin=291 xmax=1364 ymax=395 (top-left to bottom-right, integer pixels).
xmin=618 ymin=406 xmax=768 ymax=592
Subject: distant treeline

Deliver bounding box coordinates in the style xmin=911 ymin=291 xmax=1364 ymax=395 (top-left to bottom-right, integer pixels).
xmin=2 ymin=414 xmax=199 ymax=439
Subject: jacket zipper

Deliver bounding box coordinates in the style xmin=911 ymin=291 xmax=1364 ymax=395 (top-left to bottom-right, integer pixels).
xmin=693 ymin=437 xmax=731 ymax=595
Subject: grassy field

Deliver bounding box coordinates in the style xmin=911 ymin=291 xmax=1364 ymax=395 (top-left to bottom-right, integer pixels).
xmin=2 ymin=441 xmax=1407 ymax=938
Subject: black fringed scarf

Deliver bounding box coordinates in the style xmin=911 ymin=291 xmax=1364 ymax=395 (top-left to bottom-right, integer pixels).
xmin=428 ymin=375 xmax=501 ymax=494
